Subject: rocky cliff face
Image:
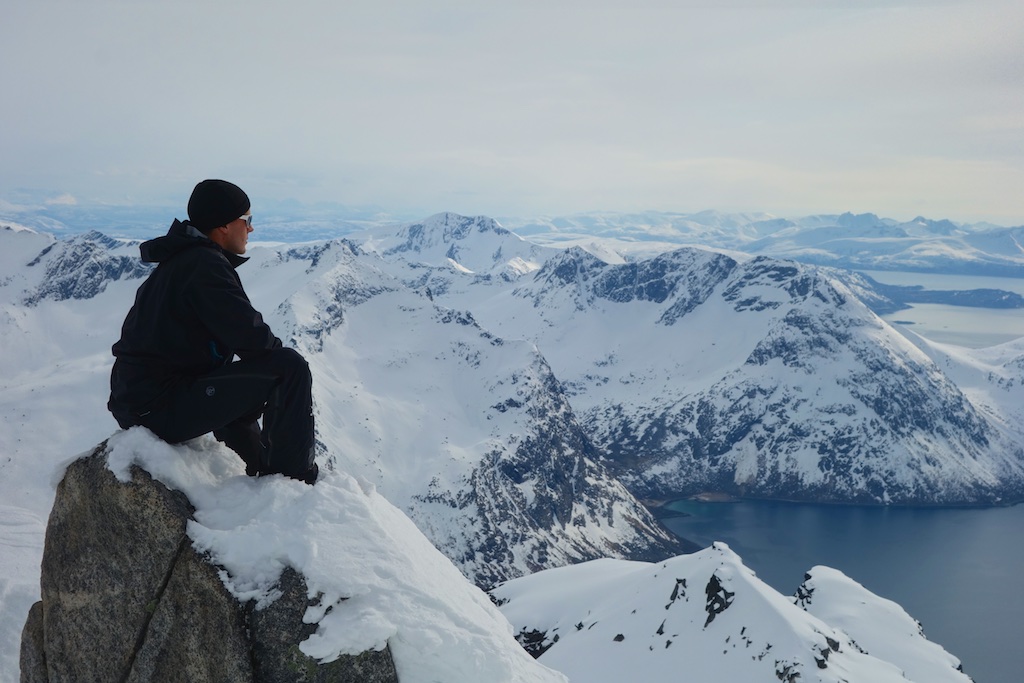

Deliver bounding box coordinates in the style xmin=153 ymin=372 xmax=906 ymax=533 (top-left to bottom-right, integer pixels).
xmin=20 ymin=445 xmax=397 ymax=683
xmin=23 ymin=231 xmax=150 ymax=305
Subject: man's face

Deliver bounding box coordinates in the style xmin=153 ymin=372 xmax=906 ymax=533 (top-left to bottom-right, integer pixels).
xmin=219 ymin=213 xmax=253 ymax=255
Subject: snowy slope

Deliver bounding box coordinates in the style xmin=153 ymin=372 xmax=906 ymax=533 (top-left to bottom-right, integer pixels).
xmin=896 ymin=334 xmax=1024 ymax=448
xmin=491 ymin=542 xmax=970 ymax=683
xmin=0 ymin=226 xmax=55 ymax=305
xmin=795 ymin=566 xmax=970 ymax=683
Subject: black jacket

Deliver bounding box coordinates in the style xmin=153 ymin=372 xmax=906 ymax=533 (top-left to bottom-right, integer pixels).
xmin=108 ymin=219 xmax=282 ymax=422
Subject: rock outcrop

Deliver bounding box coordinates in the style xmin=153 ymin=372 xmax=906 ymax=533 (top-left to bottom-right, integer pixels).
xmin=20 ymin=445 xmax=398 ymax=683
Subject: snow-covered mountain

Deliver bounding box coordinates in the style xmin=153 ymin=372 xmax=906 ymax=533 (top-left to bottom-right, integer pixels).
xmin=503 ymin=210 xmax=1024 ymax=276
xmin=366 ymin=217 xmax=1024 ymax=505
xmin=8 ymin=203 xmax=1024 ymax=274
xmin=358 ymin=212 xmax=551 ymax=280
xmin=491 ymin=542 xmax=971 ymax=683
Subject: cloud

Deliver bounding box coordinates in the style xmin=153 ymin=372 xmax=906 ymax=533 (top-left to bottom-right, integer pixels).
xmin=2 ymin=0 xmax=1023 ymax=224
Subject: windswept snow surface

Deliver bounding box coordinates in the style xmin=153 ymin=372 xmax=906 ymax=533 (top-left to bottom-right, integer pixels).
xmin=901 ymin=334 xmax=1024 ymax=441
xmin=492 ymin=543 xmax=970 ymax=683
xmin=795 ymin=566 xmax=969 ymax=683
xmin=101 ymin=429 xmax=565 ymax=683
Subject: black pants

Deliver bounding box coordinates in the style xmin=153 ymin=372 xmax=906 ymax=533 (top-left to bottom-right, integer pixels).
xmin=121 ymin=348 xmax=315 ymax=480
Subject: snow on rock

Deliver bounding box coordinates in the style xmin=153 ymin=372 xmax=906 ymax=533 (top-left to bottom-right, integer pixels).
xmin=359 ymin=212 xmax=550 ymax=278
xmin=102 ymin=428 xmax=566 ymax=683
xmin=795 ymin=566 xmax=970 ymax=683
xmin=901 ymin=335 xmax=1024 ymax=451
xmin=21 ymin=230 xmax=149 ymax=305
xmin=491 ymin=543 xmax=971 ymax=683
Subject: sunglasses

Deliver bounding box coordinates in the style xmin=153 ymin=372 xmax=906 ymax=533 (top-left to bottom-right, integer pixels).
xmin=238 ymin=214 xmax=253 ymax=228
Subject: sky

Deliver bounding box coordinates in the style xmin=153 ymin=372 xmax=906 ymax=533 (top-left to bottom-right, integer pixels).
xmin=2 ymin=0 xmax=1024 ymax=225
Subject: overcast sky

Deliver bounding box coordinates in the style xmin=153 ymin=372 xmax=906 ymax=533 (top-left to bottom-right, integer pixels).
xmin=3 ymin=0 xmax=1023 ymax=224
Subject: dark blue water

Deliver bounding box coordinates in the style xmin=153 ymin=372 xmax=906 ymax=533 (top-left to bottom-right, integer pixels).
xmin=661 ymin=499 xmax=1024 ymax=683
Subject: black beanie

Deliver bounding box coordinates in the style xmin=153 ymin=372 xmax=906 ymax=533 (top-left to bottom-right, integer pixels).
xmin=187 ymin=179 xmax=250 ymax=232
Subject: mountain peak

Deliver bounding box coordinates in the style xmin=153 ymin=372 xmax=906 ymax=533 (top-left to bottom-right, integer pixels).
xmin=367 ymin=212 xmax=547 ymax=276
xmin=492 ymin=543 xmax=970 ymax=683
xmin=387 ymin=213 xmax=511 ymax=256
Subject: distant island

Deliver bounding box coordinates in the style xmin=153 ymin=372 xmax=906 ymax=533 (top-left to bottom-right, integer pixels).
xmin=856 ymin=273 xmax=1024 ymax=314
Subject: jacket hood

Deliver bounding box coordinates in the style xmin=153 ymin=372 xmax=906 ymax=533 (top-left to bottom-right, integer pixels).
xmin=140 ymin=219 xmax=248 ymax=268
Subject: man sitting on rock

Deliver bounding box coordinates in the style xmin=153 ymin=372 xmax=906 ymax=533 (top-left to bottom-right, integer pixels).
xmin=107 ymin=179 xmax=318 ymax=484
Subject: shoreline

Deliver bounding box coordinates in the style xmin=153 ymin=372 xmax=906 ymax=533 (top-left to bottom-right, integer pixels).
xmin=644 ymin=492 xmax=1024 ymax=513
xmin=643 ymin=492 xmax=741 ymax=519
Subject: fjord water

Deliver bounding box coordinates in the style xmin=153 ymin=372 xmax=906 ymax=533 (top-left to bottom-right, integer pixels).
xmin=866 ymin=270 xmax=1024 ymax=348
xmin=661 ymin=499 xmax=1024 ymax=683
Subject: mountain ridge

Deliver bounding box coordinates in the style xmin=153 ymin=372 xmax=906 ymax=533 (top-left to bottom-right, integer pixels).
xmin=491 ymin=542 xmax=971 ymax=683
xmin=8 ymin=206 xmax=1024 ymax=276
xmin=363 ymin=215 xmax=1024 ymax=505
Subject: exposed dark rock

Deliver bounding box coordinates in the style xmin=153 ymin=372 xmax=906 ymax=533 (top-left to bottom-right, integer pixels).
xmin=775 ymin=661 xmax=802 ymax=682
xmin=125 ymin=544 xmax=253 ymax=683
xmin=516 ymin=628 xmax=556 ymax=659
xmin=20 ymin=444 xmax=399 ymax=683
xmin=24 ymin=231 xmax=151 ymax=305
xmin=524 ymin=246 xmax=737 ymax=323
xmin=704 ymin=573 xmax=736 ymax=627
xmin=19 ymin=602 xmax=45 ymax=683
xmin=665 ymin=578 xmax=687 ymax=609
xmin=413 ymin=352 xmax=685 ymax=589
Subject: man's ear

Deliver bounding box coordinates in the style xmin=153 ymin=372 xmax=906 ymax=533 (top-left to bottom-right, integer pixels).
xmin=206 ymin=224 xmax=227 ymax=247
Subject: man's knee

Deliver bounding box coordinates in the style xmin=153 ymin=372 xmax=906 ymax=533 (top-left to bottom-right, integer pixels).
xmin=281 ymin=347 xmax=309 ymax=369
xmin=272 ymin=349 xmax=311 ymax=389
xmin=265 ymin=347 xmax=309 ymax=374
